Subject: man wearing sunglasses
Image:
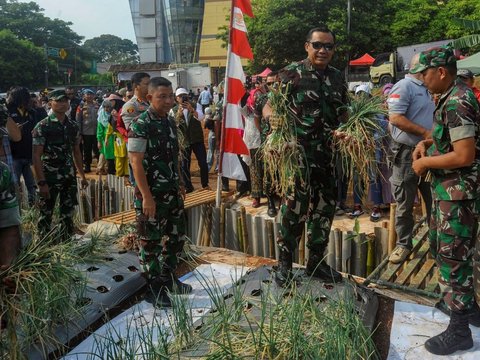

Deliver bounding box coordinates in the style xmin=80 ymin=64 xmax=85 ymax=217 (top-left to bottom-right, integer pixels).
xmin=265 ymin=25 xmax=348 ymax=287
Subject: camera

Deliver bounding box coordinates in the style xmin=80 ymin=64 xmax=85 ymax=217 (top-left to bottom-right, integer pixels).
xmin=181 ymin=95 xmax=189 ymax=103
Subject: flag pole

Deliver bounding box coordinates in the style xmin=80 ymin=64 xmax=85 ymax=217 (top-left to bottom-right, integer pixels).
xmin=216 ymin=0 xmax=235 ymax=208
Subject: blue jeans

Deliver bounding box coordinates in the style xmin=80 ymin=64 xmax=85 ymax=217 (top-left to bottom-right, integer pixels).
xmin=13 ymin=158 xmax=36 ymax=204
xmin=206 ymin=131 xmax=216 ymax=172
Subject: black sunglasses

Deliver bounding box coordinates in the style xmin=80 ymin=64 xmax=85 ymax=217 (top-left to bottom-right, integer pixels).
xmin=309 ymin=42 xmax=335 ymax=51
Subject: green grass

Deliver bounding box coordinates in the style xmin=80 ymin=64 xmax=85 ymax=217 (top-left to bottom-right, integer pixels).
xmin=80 ymin=272 xmax=379 ymax=360
xmin=0 ymin=215 xmax=113 ymax=359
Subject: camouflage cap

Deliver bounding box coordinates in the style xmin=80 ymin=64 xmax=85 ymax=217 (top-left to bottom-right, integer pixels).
xmin=409 ymin=46 xmax=456 ymax=74
xmin=48 ymin=89 xmax=68 ymax=101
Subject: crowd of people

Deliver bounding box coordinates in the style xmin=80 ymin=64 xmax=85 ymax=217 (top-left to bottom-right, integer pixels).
xmin=1 ymin=24 xmax=480 ymax=356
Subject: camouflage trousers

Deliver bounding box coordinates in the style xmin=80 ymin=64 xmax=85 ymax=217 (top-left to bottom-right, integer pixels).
xmin=429 ymin=199 xmax=480 ymax=312
xmin=135 ymin=189 xmax=187 ymax=280
xmin=38 ymin=179 xmax=77 ymax=241
xmin=277 ymin=164 xmax=336 ymax=255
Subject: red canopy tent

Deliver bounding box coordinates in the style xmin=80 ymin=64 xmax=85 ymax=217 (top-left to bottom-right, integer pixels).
xmin=349 ymin=53 xmax=375 ymax=66
xmin=256 ymin=67 xmax=272 ymax=77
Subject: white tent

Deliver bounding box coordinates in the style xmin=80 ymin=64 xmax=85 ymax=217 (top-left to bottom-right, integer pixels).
xmin=457 ymin=52 xmax=480 ymax=75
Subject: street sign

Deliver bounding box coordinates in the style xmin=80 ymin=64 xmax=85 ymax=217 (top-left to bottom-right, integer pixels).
xmin=59 ymin=48 xmax=67 ymax=59
xmin=47 ymin=47 xmax=59 ymax=57
xmin=46 ymin=47 xmax=67 ymax=59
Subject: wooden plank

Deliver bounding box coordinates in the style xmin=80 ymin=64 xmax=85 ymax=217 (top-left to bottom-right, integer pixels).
xmin=409 ymin=259 xmax=436 ymax=289
xmin=394 ymin=240 xmax=430 ymax=285
xmin=425 ymin=267 xmax=440 ymax=293
xmin=379 ymin=225 xmax=429 ymax=282
xmin=101 ymin=190 xmax=230 ymax=224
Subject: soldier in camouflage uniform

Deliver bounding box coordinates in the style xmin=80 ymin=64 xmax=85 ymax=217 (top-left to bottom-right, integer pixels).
xmin=32 ymin=90 xmax=88 ymax=240
xmin=128 ymin=77 xmax=192 ymax=307
xmin=263 ymin=26 xmax=348 ymax=286
xmin=411 ymin=47 xmax=480 ymax=355
xmin=0 ymin=106 xmax=21 ymax=268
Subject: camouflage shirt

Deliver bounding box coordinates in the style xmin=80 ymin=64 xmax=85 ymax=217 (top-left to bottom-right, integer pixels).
xmin=278 ymin=58 xmax=348 ymax=166
xmin=128 ymin=107 xmax=181 ymax=194
xmin=427 ymin=80 xmax=480 ymax=200
xmin=0 ymin=160 xmax=17 ymax=211
xmin=32 ymin=113 xmax=80 ymax=183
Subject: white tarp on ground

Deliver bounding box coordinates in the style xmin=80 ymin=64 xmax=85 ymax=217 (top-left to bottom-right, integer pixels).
xmin=388 ymin=301 xmax=480 ymax=359
xmin=63 ymin=263 xmax=248 ymax=360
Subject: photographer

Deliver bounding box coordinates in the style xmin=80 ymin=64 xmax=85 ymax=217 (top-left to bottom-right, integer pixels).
xmin=170 ymin=88 xmax=209 ymax=192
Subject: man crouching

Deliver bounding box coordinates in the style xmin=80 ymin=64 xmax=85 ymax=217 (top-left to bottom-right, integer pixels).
xmin=128 ymin=77 xmax=191 ymax=307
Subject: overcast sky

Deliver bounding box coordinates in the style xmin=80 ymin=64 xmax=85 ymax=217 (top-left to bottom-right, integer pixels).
xmin=20 ymin=0 xmax=136 ymax=43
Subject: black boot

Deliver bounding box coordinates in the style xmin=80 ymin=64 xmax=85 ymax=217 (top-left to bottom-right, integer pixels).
xmin=274 ymin=249 xmax=293 ymax=287
xmin=267 ymin=195 xmax=277 ymax=217
xmin=144 ymin=266 xmax=193 ymax=307
xmin=305 ymin=253 xmax=342 ymax=283
xmin=435 ymin=299 xmax=480 ymax=327
xmin=425 ymin=310 xmax=473 ymax=355
xmin=469 ymin=302 xmax=480 ymax=327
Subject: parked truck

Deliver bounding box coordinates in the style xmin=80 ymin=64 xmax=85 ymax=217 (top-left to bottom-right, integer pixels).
xmin=369 ymin=40 xmax=451 ymax=85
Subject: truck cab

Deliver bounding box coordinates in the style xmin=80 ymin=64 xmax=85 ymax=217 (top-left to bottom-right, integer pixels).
xmin=369 ymin=53 xmax=398 ymax=85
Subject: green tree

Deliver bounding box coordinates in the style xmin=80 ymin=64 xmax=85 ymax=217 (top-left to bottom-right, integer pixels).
xmin=79 ymin=72 xmax=115 ymax=87
xmin=0 ymin=0 xmax=83 ymax=48
xmin=83 ymin=35 xmax=139 ymax=64
xmin=0 ymin=29 xmax=44 ymax=90
xmin=223 ymin=0 xmax=392 ymax=73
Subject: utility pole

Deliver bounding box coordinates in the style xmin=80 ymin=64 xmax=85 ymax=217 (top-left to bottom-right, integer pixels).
xmin=44 ymin=43 xmax=49 ymax=89
xmin=345 ymin=0 xmax=352 ymax=81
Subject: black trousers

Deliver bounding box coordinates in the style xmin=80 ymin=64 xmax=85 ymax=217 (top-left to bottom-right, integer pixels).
xmin=81 ymin=134 xmax=99 ymax=169
xmin=182 ymin=142 xmax=209 ymax=191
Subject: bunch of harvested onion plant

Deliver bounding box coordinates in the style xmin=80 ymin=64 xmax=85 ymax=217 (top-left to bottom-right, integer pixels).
xmin=0 ymin=229 xmax=110 ymax=359
xmin=335 ymin=94 xmax=388 ymax=202
xmin=261 ymin=83 xmax=304 ymax=197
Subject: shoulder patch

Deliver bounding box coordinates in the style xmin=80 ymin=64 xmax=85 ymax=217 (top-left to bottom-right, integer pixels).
xmin=127 ymin=108 xmax=135 ymax=114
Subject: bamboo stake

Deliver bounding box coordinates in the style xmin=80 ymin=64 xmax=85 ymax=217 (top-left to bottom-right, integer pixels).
xmin=205 ymin=205 xmax=213 ymax=247
xmin=334 ymin=229 xmax=342 ymax=272
xmin=366 ymin=236 xmax=375 ymax=276
xmin=89 ymin=179 xmax=96 ymax=220
xmin=266 ymin=219 xmax=275 ymax=259
xmin=240 ymin=206 xmax=249 ymax=253
xmin=237 ymin=214 xmax=244 ymax=252
xmin=220 ymin=203 xmax=225 ymax=248
xmin=298 ymin=229 xmax=305 ymax=265
xmin=81 ymin=191 xmax=89 ymax=224
xmin=196 ymin=205 xmax=205 ymax=246
xmin=388 ymin=203 xmax=397 ymax=254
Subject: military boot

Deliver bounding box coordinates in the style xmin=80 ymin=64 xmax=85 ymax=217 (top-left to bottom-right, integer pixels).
xmin=267 ymin=195 xmax=277 ymax=217
xmin=274 ymin=249 xmax=294 ymax=287
xmin=435 ymin=299 xmax=480 ymax=327
xmin=305 ymin=253 xmax=342 ymax=283
xmin=144 ymin=266 xmax=193 ymax=307
xmin=425 ymin=310 xmax=473 ymax=355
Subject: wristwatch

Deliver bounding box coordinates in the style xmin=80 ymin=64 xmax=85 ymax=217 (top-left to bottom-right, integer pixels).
xmin=37 ymin=180 xmax=47 ymax=186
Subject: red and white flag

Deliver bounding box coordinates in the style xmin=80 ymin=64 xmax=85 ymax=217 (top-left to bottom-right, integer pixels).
xmin=220 ymin=0 xmax=253 ymax=181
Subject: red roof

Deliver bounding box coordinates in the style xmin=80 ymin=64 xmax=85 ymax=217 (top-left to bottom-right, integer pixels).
xmin=349 ymin=53 xmax=375 ymax=66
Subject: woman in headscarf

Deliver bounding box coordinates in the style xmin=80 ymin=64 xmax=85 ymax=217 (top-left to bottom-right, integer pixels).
xmin=96 ymin=93 xmax=125 ymax=175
